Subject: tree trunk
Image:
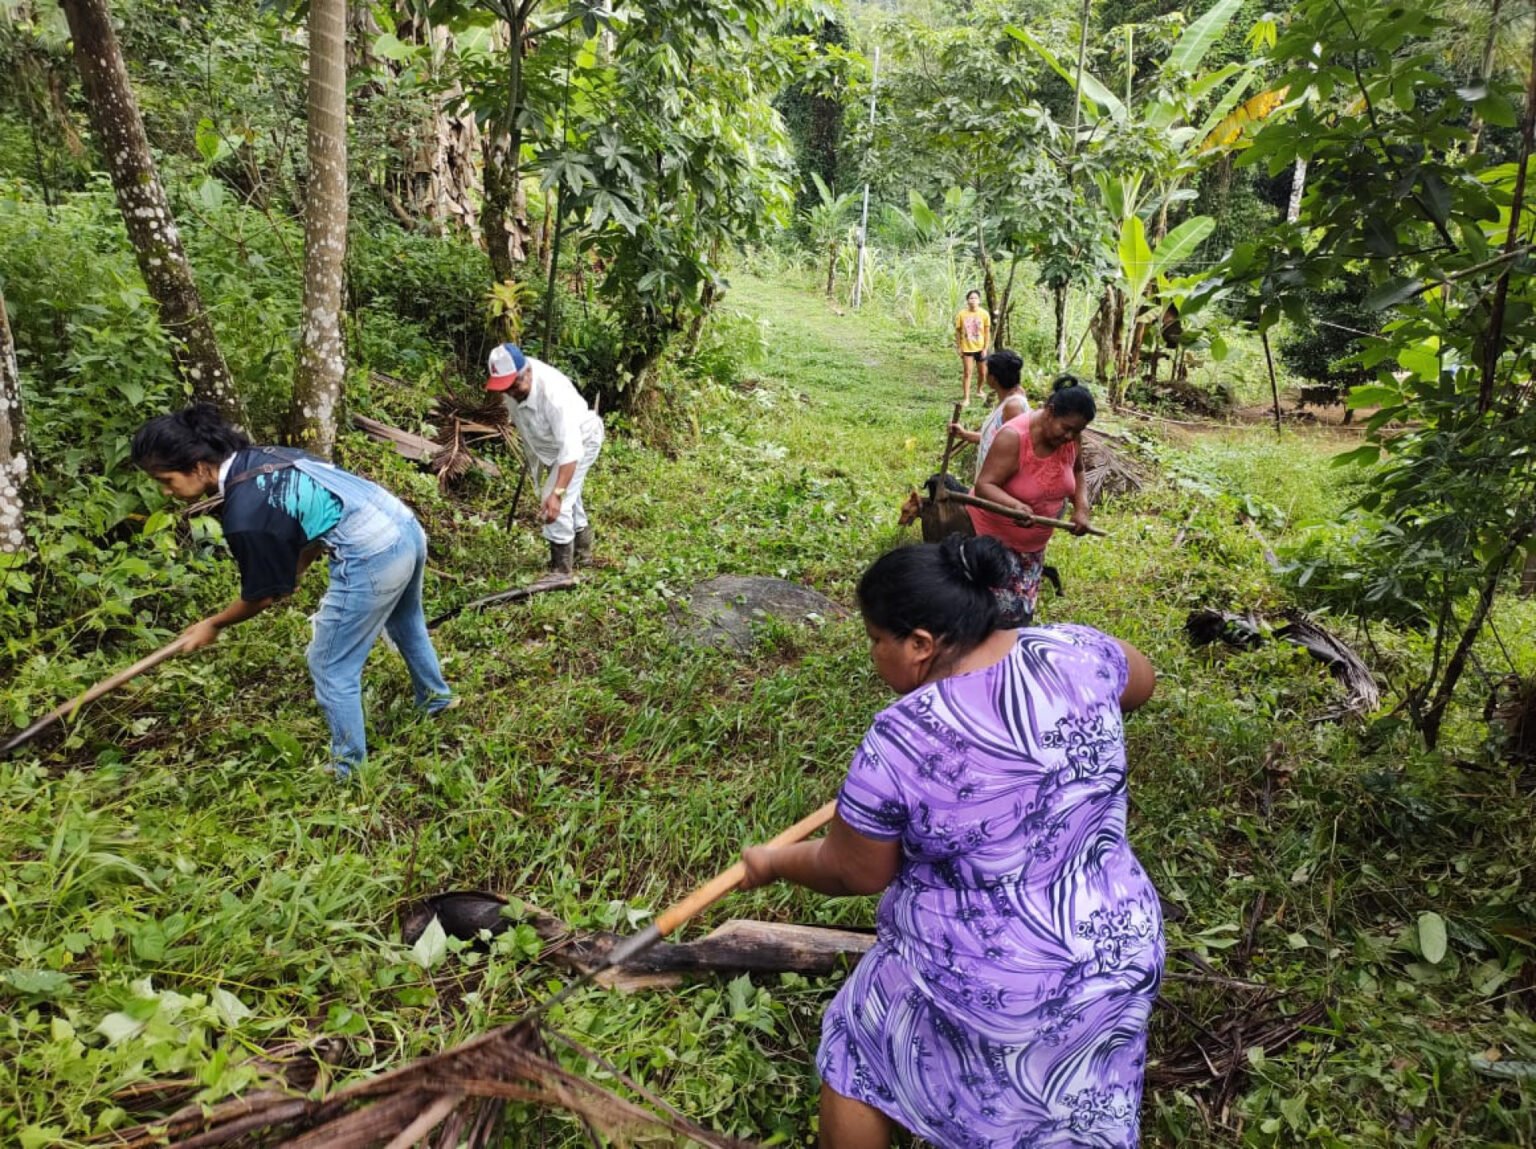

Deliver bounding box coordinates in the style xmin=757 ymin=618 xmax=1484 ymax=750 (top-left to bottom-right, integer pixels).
xmin=976 ymin=222 xmax=999 ymax=333
xmin=481 ymin=15 xmax=530 ymax=289
xmin=372 ymin=21 xmax=480 ymax=238
xmin=1420 ymin=523 xmax=1535 ymax=748
xmin=289 ymin=0 xmax=348 ymax=458
xmin=995 ymin=253 xmax=1021 ymax=350
xmin=59 ymin=0 xmax=245 ymax=427
xmin=1091 ymin=286 xmax=1115 ymax=385
xmin=537 ymin=193 xmax=554 ymax=275
xmin=1053 ymin=282 xmax=1069 ymax=368
xmin=1286 ymin=156 xmax=1308 ymax=222
xmin=825 ymin=246 xmax=837 ymax=297
xmin=1107 ymin=287 xmax=1127 ymax=402
xmin=0 ymin=289 xmax=29 ymax=556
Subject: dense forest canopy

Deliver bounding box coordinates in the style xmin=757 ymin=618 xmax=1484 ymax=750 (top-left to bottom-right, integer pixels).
xmin=2 ymin=0 xmax=1535 ymax=1143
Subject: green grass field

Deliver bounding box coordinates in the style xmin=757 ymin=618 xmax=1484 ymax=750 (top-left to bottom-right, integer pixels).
xmin=2 ymin=272 xmax=1534 ymax=1147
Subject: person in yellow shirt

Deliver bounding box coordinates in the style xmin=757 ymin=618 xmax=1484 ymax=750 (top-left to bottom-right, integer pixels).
xmin=953 ymin=289 xmax=992 ymax=406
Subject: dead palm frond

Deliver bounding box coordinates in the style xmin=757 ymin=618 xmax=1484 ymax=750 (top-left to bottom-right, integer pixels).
xmin=100 ymin=1019 xmax=760 ymax=1149
xmin=428 ymin=395 xmax=524 ymax=491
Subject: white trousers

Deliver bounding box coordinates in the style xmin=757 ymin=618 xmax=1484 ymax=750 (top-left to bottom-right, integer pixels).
xmin=538 ymin=429 xmax=603 ymax=544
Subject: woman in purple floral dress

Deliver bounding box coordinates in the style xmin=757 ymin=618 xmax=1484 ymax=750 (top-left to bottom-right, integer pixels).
xmin=743 ymin=536 xmax=1162 ymax=1148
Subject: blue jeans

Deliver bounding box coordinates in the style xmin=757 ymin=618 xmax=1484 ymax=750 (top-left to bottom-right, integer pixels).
xmin=306 ymin=520 xmax=451 ymax=773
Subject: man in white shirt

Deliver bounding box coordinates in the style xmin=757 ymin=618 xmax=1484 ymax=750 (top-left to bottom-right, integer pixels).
xmin=486 ymin=343 xmax=605 ymax=577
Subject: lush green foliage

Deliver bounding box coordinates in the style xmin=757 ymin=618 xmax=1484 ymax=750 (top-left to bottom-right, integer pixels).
xmin=4 ymin=0 xmax=1536 ymax=1144
xmin=5 ymin=269 xmax=1536 ymax=1147
xmin=1205 ymin=0 xmax=1536 ymax=745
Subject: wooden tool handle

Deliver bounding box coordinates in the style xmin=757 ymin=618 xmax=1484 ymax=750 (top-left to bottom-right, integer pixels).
xmin=936 ymin=401 xmax=964 ymax=492
xmin=946 ymin=488 xmax=1109 ymax=538
xmin=653 ymin=800 xmax=838 ymax=938
xmin=0 ymin=629 xmax=196 ymax=756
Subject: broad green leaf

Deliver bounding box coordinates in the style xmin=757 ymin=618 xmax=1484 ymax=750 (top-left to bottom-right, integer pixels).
xmin=20 ymin=1127 xmax=65 ymax=1149
xmin=97 ymin=1011 xmax=146 ymax=1045
xmin=1331 ymin=444 xmax=1383 ymax=467
xmin=194 ymin=118 xmax=231 ymax=165
xmin=907 ymin=190 xmax=939 ymax=236
xmin=1006 ymin=25 xmax=1124 ymax=121
xmin=810 ymin=171 xmax=834 ymax=209
xmin=1187 ymin=61 xmax=1244 ymax=102
xmin=372 ymin=32 xmax=411 ymax=62
xmin=212 ymin=987 xmax=253 ymax=1028
xmin=1210 ymin=333 xmax=1229 ymax=361
xmin=1470 ymin=1055 xmax=1536 ymax=1082
xmin=1397 ymin=343 xmax=1440 ymax=381
xmin=1363 ymin=278 xmax=1425 ymax=311
xmin=1168 ymin=0 xmax=1246 ymax=74
xmin=196 ymin=177 xmax=225 ymax=213
xmin=411 ymin=916 xmax=449 ymax=970
xmin=1150 ymin=215 xmax=1216 ymax=280
xmin=3 ymin=968 xmax=72 ymax=997
xmin=1118 ymin=216 xmax=1154 ymax=303
xmin=1418 ymin=911 xmax=1448 ymax=964
xmin=1279 ymin=1094 xmax=1308 ymax=1132
xmin=132 ymin=922 xmax=167 ymax=961
xmin=1472 ymin=92 xmax=1517 ymax=129
xmin=1347 ymin=384 xmax=1401 ymax=408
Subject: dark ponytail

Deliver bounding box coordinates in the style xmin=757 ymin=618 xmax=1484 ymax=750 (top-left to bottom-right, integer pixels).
xmin=857 ymin=535 xmax=1015 ymax=650
xmin=1044 ymin=373 xmax=1096 ymax=423
xmin=131 ymin=403 xmax=251 ymax=474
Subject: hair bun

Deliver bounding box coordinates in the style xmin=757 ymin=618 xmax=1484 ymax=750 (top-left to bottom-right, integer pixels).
xmin=940 ymin=535 xmax=1013 ymax=592
xmin=1051 ymin=373 xmax=1088 ymax=394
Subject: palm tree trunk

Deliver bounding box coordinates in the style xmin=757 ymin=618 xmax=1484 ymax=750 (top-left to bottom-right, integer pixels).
xmin=0 ymin=288 xmax=28 ymax=556
xmin=59 ymin=0 xmax=245 ymax=427
xmin=289 ymin=0 xmax=348 ymax=458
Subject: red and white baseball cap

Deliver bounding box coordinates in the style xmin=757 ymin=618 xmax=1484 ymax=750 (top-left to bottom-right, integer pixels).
xmin=486 ymin=343 xmax=527 ymax=391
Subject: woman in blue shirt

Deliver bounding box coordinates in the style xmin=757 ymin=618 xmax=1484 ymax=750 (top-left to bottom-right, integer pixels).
xmin=132 ymin=404 xmax=454 ymax=777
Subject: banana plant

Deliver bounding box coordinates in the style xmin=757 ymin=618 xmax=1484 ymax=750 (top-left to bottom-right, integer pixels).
xmin=802 ymin=172 xmax=859 ymax=299
xmin=1007 ymin=0 xmax=1285 ymax=398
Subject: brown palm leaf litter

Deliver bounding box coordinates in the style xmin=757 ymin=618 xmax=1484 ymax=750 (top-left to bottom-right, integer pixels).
xmin=99 ymin=1020 xmax=761 ymax=1149
xmin=430 ymin=394 xmax=524 ymax=492
xmin=1079 ymin=428 xmax=1151 ymax=504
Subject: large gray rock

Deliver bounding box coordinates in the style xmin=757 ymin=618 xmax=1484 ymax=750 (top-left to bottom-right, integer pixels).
xmin=678 ymin=576 xmax=847 ymax=652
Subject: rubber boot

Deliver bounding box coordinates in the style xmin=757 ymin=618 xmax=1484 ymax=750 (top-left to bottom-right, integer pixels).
xmin=547 ymin=539 xmax=575 ymax=577
xmin=573 ymin=525 xmax=595 ymax=567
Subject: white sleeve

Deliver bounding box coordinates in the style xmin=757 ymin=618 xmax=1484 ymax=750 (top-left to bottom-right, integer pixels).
xmin=547 ymin=379 xmax=586 ymax=467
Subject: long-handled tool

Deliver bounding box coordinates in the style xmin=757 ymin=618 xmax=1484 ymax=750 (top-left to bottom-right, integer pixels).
xmin=427 ymin=576 xmax=576 ymax=629
xmin=944 ymin=488 xmax=1109 ymax=537
xmin=0 ymin=627 xmax=204 ymax=757
xmin=514 ymin=799 xmax=838 ymax=1030
xmin=504 ymin=459 xmax=530 ymax=530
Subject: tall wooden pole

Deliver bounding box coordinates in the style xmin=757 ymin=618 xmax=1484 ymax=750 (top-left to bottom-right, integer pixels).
xmin=851 ymin=46 xmax=879 ymax=310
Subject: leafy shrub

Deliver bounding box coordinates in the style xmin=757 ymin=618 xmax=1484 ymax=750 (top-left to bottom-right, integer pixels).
xmin=1278 ymin=512 xmax=1433 ymax=628
xmin=346 ymin=218 xmax=500 ymax=374
xmin=681 ymin=308 xmax=769 ymax=389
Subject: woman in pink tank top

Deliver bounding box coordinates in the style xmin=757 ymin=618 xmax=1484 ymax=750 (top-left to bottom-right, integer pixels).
xmin=967 ymin=375 xmax=1096 ymax=621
